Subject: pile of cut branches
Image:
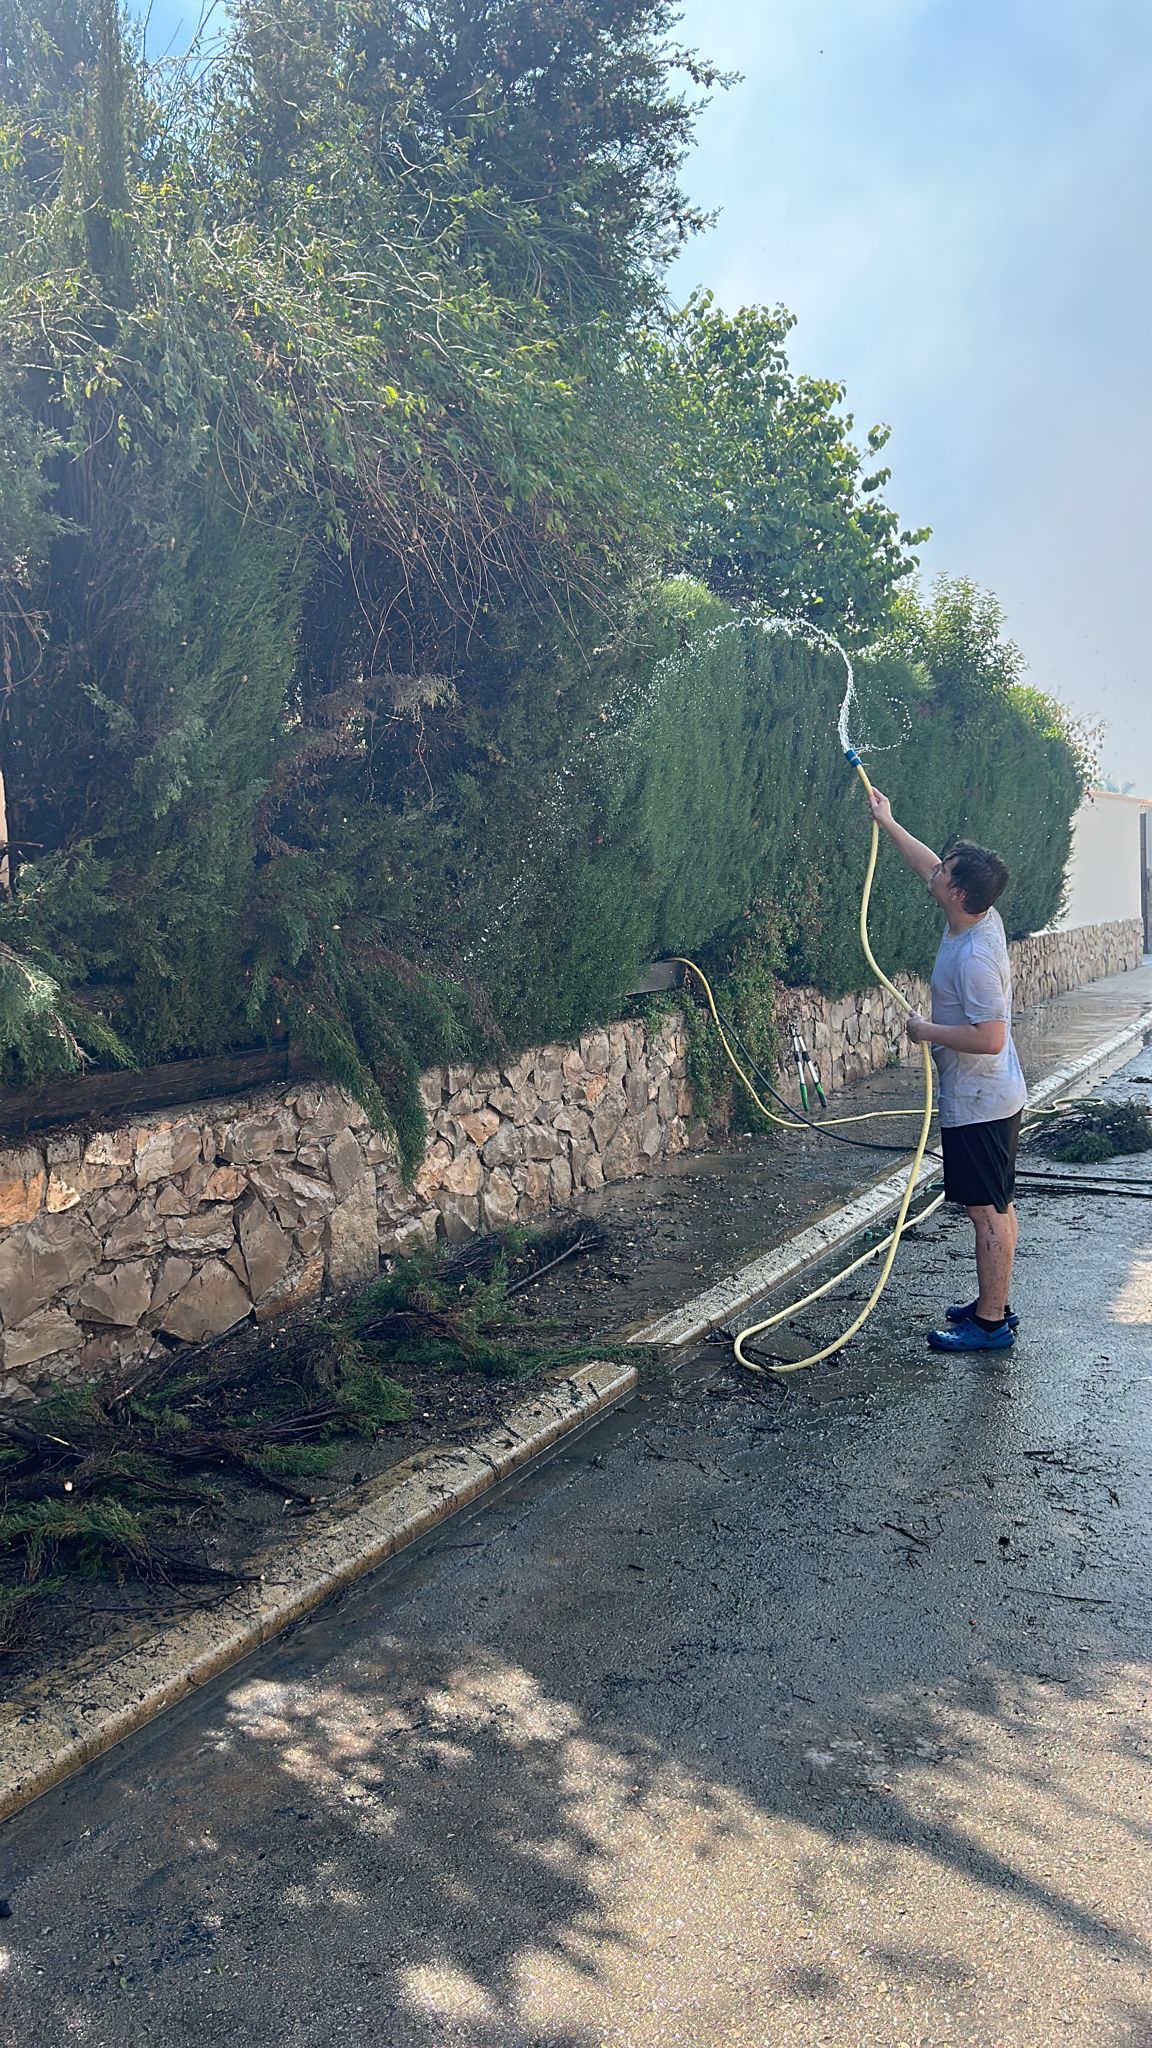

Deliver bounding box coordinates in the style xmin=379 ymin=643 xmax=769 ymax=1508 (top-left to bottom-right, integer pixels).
xmin=1029 ymin=1097 xmax=1152 ymax=1166
xmin=0 ymin=1219 xmax=610 ymax=1656
xmin=348 ymin=1217 xmax=611 ymax=1379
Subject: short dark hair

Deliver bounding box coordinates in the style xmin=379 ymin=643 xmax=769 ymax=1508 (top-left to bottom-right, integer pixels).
xmin=944 ymin=839 xmax=1010 ymax=914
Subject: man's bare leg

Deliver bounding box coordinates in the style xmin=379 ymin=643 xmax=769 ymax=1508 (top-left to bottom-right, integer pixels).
xmin=967 ymin=1202 xmax=1017 ymax=1322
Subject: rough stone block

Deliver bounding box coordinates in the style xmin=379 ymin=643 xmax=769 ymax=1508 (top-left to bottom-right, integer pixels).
xmin=444 ymin=1087 xmax=479 ymax=1119
xmin=217 ymin=1109 xmax=297 ymax=1165
xmin=480 ymin=1170 xmax=518 ymax=1230
xmin=579 ymin=1031 xmax=610 ymax=1075
xmin=45 ymin=1133 xmax=83 ymax=1168
xmin=149 ymin=1256 xmax=195 ymax=1318
xmin=201 ymin=1165 xmax=247 ymax=1203
xmin=0 ymin=1144 xmax=46 ymax=1230
xmin=569 ymin=1139 xmax=596 ymax=1188
xmin=1 ymin=1308 xmax=84 ymax=1372
xmin=163 ymin=1210 xmax=238 ymax=1257
xmin=104 ymin=1202 xmax=168 ymax=1262
xmin=253 ymin=1256 xmax=324 ymax=1322
xmin=238 ymin=1195 xmax=292 ymax=1301
xmin=523 ymin=1125 xmax=564 ymax=1162
xmin=481 ymin=1122 xmax=521 ymax=1170
xmin=134 ymin=1121 xmax=203 ymax=1185
xmin=382 ymin=1212 xmax=439 ymax=1257
xmin=83 ymin=1131 xmax=133 ymax=1173
xmin=513 ymin=1161 xmax=551 ymax=1211
xmin=45 ymin=1172 xmax=83 ymax=1215
xmin=224 ymin=1245 xmax=250 ymax=1287
xmin=246 ymin=1163 xmax=338 ymax=1230
xmin=591 ymin=1105 xmax=622 ymax=1153
xmin=533 ymin=1054 xmax=564 ymax=1102
xmin=443 ymin=1149 xmax=483 ymax=1197
xmin=411 ymin=1140 xmax=453 ymax=1199
xmin=433 ymin=1113 xmax=467 ymax=1156
xmin=87 ymin=1187 xmax=136 ymax=1236
xmin=0 ymin=1215 xmax=101 ymax=1329
xmin=436 ymin=1191 xmax=480 ymax=1243
xmin=419 ymin=1070 xmax=446 ymax=1113
xmin=602 ymin=1129 xmax=640 ymax=1182
xmin=75 ymin=1262 xmax=154 ymax=1329
xmin=76 ymin=1329 xmax=152 ymax=1381
xmin=639 ymin=1103 xmax=664 ymax=1158
xmin=326 ymin=1126 xmax=367 ymax=1198
xmin=296 ymin=1086 xmax=349 ymax=1140
xmin=160 ymin=1260 xmax=252 ymax=1342
xmin=625 ymin=1066 xmax=648 ymax=1116
xmin=325 ymin=1172 xmax=379 ymax=1290
xmin=459 ymin=1108 xmax=501 ymax=1149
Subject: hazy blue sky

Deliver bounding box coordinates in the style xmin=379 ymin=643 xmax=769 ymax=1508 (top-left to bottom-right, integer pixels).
xmin=136 ymin=1 xmax=1151 ymax=789
xmin=669 ymin=0 xmax=1152 ymax=791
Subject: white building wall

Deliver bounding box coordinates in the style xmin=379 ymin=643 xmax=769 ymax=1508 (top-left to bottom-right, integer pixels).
xmin=1058 ymin=790 xmax=1148 ymax=929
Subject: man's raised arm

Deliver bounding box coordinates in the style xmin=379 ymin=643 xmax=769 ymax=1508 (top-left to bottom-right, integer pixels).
xmin=866 ymin=789 xmax=941 ymax=888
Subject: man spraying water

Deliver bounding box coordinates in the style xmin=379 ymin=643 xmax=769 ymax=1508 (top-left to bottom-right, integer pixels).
xmin=866 ymin=790 xmax=1027 ymax=1352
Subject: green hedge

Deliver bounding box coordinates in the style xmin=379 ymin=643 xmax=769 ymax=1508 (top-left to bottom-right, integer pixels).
xmin=0 ymin=576 xmax=1083 ymax=1163
xmin=460 ymin=581 xmax=1082 ymax=1020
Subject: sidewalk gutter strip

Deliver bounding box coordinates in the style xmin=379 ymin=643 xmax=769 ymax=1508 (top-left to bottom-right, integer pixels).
xmin=627 ymin=1006 xmax=1152 ymax=1352
xmin=0 ymin=1359 xmax=637 ymax=1823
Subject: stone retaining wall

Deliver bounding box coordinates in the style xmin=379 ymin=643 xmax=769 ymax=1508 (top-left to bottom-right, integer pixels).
xmin=774 ymin=918 xmax=1145 ymax=1102
xmin=0 ymin=1020 xmax=698 ymax=1401
xmin=1008 ymin=918 xmax=1143 ymax=1008
xmin=0 ymin=918 xmax=1142 ymax=1401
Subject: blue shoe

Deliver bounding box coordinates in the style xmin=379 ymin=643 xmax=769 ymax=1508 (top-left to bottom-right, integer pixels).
xmin=946 ymin=1298 xmax=1019 ymax=1330
xmin=928 ymin=1316 xmax=1016 ymax=1353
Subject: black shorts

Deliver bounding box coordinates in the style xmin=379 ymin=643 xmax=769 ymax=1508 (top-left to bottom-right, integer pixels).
xmin=940 ymin=1110 xmax=1022 ymax=1212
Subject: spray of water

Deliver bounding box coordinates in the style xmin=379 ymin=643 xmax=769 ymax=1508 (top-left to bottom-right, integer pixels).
xmin=700 ymin=612 xmax=859 ymax=752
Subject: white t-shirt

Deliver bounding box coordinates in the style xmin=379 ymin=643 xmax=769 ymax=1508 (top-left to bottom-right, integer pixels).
xmin=929 ymin=907 xmax=1028 ymax=1129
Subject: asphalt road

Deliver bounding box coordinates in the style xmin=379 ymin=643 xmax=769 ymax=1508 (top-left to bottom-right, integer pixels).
xmin=2 ymin=1056 xmax=1151 ymax=2048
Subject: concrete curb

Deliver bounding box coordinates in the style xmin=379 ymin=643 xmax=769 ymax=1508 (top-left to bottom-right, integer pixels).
xmin=0 ymin=1359 xmax=637 ymax=1823
xmin=628 ymin=1004 xmax=1152 ymax=1350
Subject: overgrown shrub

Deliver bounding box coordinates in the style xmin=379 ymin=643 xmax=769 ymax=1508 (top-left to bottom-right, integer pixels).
xmin=0 ymin=6 xmax=1088 ymax=1160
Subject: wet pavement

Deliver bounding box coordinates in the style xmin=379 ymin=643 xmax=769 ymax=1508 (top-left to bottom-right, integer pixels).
xmin=522 ymin=957 xmax=1152 ymax=1342
xmin=2 ymin=1032 xmax=1151 ymax=2045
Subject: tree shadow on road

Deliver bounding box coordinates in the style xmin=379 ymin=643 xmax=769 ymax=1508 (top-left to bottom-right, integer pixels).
xmin=5 ymin=1195 xmax=1152 ymax=2047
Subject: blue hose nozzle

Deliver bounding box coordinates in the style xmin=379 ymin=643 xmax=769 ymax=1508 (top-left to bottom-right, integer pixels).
xmin=844 ymin=747 xmax=861 ymax=767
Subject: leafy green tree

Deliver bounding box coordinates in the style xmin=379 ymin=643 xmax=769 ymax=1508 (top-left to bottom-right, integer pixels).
xmin=217 ymin=1 xmax=723 ymax=321
xmin=0 ymin=0 xmax=715 ymax=1114
xmin=645 ymin=292 xmax=930 ymax=635
xmin=0 ymin=2 xmax=1086 ymax=1161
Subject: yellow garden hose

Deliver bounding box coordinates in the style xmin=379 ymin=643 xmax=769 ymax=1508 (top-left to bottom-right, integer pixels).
xmin=676 ymin=752 xmax=940 ymax=1376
